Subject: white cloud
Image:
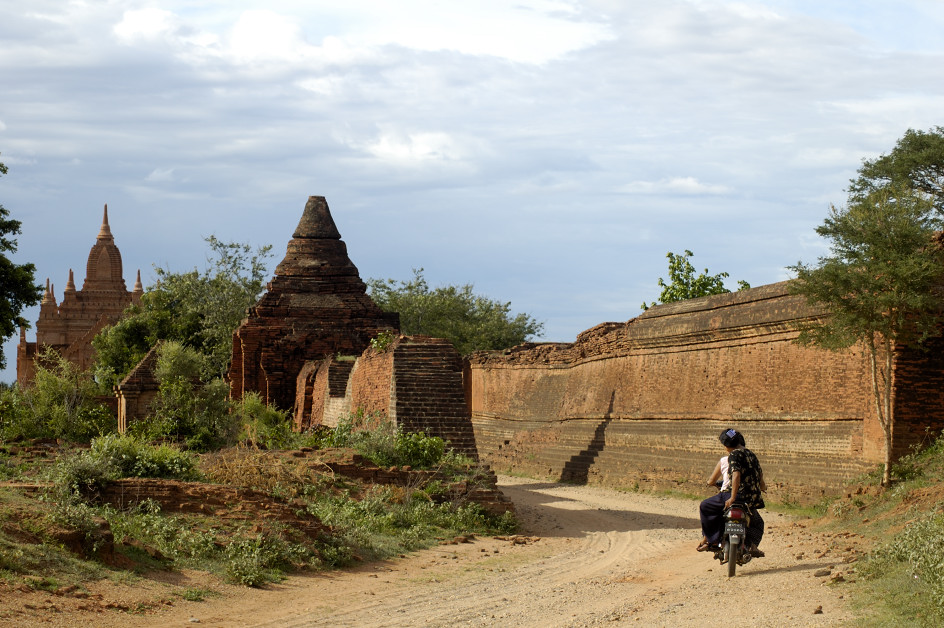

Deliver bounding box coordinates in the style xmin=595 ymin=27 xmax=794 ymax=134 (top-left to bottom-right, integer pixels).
xmin=619 ymin=177 xmax=732 ymax=196
xmin=229 ymin=10 xmax=307 ymax=63
xmin=145 ymin=168 xmax=175 ymax=182
xmin=113 ymin=8 xmax=182 ymax=44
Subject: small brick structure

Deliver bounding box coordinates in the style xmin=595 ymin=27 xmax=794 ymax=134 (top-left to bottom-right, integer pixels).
xmin=296 ymin=335 xmax=480 ymax=459
xmin=467 ymin=282 xmax=944 ymax=502
xmin=228 ymin=196 xmax=399 ymax=411
xmin=17 ymin=205 xmax=143 ymax=385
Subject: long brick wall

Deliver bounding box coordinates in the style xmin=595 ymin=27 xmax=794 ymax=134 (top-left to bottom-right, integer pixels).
xmin=467 ymin=282 xmax=944 ymax=501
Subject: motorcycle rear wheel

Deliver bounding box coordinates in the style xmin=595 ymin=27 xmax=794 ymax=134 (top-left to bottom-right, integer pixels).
xmin=725 ymin=539 xmax=736 ymax=577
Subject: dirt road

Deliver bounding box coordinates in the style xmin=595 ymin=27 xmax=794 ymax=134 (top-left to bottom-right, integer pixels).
xmin=15 ymin=477 xmax=859 ymax=627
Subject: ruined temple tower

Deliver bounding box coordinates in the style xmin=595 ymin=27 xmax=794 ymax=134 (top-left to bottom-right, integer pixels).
xmin=17 ymin=205 xmax=143 ymax=384
xmin=228 ymin=196 xmax=399 ymax=410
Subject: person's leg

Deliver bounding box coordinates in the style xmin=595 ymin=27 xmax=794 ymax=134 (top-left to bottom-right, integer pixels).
xmin=699 ymin=492 xmax=729 ymax=547
xmin=747 ymin=508 xmax=765 ymax=556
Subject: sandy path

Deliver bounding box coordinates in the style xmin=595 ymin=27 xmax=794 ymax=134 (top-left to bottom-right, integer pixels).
xmin=10 ymin=477 xmax=857 ymax=627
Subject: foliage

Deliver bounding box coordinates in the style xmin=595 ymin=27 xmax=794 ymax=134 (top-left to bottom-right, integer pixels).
xmin=92 ymin=236 xmax=272 ymax=388
xmin=234 ymin=392 xmax=296 ymax=450
xmin=369 ymin=329 xmax=396 ymax=353
xmin=318 ymin=411 xmax=447 ymax=469
xmin=0 ymin=154 xmax=44 ymax=370
xmin=367 ymin=268 xmax=543 ymax=355
xmin=849 ymin=126 xmax=944 ymax=214
xmin=0 ymin=348 xmax=115 ymax=443
xmin=641 ymin=250 xmax=750 ymax=310
xmin=789 ymin=184 xmax=944 ymax=485
xmin=50 ymin=433 xmax=200 ymax=499
xmin=859 ymin=513 xmax=944 ymax=623
xmin=132 ymin=342 xmax=237 ymax=451
xmin=307 ymin=484 xmax=514 ymax=564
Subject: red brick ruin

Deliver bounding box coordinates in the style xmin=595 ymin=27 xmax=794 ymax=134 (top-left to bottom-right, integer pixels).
xmin=17 ymin=206 xmax=142 ymax=384
xmin=21 ymin=196 xmax=944 ymax=500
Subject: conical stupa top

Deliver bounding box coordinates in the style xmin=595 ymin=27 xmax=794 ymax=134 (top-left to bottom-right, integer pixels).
xmin=65 ymin=269 xmax=76 ymax=293
xmin=133 ymin=269 xmax=144 ymax=294
xmin=293 ymin=196 xmax=341 ymax=239
xmin=41 ymin=278 xmax=53 ymax=304
xmin=98 ymin=204 xmax=113 ymax=241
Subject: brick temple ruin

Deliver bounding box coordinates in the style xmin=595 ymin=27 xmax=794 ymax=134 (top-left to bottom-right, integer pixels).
xmin=231 ymin=195 xmax=944 ymax=500
xmin=229 ymin=196 xmax=478 ymax=457
xmin=17 ymin=206 xmax=142 ymax=385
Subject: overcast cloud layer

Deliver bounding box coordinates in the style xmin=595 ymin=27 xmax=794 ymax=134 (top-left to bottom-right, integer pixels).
xmin=2 ymin=0 xmax=943 ymax=382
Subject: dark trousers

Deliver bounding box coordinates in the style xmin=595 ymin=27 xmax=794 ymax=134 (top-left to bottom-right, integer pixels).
xmin=699 ymin=492 xmax=765 ymax=547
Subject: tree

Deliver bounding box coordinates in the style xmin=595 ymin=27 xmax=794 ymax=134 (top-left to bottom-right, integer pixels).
xmin=367 ymin=268 xmax=544 ymax=355
xmin=641 ymin=250 xmax=750 ymax=310
xmin=788 ymin=185 xmax=944 ymax=486
xmin=0 ymin=155 xmax=43 ymax=370
xmin=93 ymin=236 xmax=271 ymax=387
xmin=849 ymin=126 xmax=944 ymax=213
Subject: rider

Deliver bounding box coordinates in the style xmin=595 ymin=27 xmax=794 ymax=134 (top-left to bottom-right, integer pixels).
xmin=697 ymin=429 xmax=766 ymax=556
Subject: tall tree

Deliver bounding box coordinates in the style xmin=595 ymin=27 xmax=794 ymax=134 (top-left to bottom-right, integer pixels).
xmin=641 ymin=250 xmax=749 ymax=310
xmin=93 ymin=236 xmax=271 ymax=387
xmin=849 ymin=126 xmax=944 ymax=213
xmin=789 ymin=185 xmax=944 ymax=486
xmin=367 ymin=268 xmax=544 ymax=355
xmin=0 ymin=155 xmax=43 ymax=370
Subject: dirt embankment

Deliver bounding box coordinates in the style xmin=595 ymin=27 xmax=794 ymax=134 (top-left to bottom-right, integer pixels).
xmin=4 ymin=477 xmax=860 ymax=627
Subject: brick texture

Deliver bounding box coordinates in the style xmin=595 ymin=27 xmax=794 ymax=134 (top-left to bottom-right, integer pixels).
xmin=467 ymin=282 xmax=944 ymax=501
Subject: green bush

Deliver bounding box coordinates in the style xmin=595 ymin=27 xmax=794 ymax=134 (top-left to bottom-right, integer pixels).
xmin=0 ymin=349 xmax=115 ymax=443
xmin=235 ymin=393 xmax=296 ymax=450
xmin=134 ymin=342 xmax=238 ymax=451
xmin=861 ymin=513 xmax=944 ymax=621
xmin=50 ymin=434 xmax=200 ymax=500
xmin=321 ymin=411 xmax=448 ymax=469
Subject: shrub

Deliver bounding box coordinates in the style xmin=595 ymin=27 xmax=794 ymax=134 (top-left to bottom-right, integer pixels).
xmin=321 ymin=411 xmax=448 ymax=469
xmin=860 ymin=513 xmax=944 ymax=621
xmin=234 ymin=393 xmax=296 ymax=450
xmin=0 ymin=349 xmax=115 ymax=443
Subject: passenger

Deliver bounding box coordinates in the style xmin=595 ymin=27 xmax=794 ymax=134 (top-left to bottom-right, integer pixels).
xmin=696 ymin=429 xmax=766 ymax=556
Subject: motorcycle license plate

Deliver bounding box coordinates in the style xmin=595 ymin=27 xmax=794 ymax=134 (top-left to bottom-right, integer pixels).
xmin=725 ymin=522 xmax=745 ymax=536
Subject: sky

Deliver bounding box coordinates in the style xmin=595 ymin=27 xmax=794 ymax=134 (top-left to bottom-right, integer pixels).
xmin=1 ymin=0 xmax=943 ymax=382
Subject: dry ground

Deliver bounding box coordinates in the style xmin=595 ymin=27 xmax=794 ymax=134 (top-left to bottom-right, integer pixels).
xmin=1 ymin=476 xmax=861 ymax=627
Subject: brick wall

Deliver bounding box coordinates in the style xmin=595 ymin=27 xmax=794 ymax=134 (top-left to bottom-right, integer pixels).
xmin=467 ymin=281 xmax=944 ymax=501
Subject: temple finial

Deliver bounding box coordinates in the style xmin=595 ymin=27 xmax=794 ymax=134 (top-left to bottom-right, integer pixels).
xmin=133 ymin=269 xmax=144 ymax=295
xmin=41 ymin=278 xmax=53 ymax=304
xmin=65 ymin=268 xmax=76 ymax=293
xmin=98 ymin=203 xmax=113 ymax=240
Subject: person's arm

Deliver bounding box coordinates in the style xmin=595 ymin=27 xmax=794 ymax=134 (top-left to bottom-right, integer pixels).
xmin=707 ymin=460 xmax=722 ymax=487
xmin=724 ymin=471 xmax=741 ymax=508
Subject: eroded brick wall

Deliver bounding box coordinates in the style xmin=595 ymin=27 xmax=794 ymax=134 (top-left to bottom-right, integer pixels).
xmin=467 ymin=281 xmax=943 ymax=501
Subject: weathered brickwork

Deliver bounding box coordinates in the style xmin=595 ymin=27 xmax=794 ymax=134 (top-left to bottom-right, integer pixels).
xmin=17 ymin=206 xmax=143 ymax=384
xmin=468 ymin=283 xmax=944 ymax=501
xmin=294 ymin=336 xmax=479 ymax=458
xmin=228 ymin=196 xmax=399 ymax=410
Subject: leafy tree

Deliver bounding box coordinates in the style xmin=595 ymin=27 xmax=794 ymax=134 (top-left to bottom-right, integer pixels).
xmin=849 ymin=126 xmax=944 ymax=213
xmin=367 ymin=268 xmax=544 ymax=355
xmin=0 ymin=347 xmax=115 ymax=442
xmin=93 ymin=236 xmax=271 ymax=387
xmin=641 ymin=250 xmax=750 ymax=310
xmin=788 ymin=185 xmax=944 ymax=486
xmin=0 ymin=155 xmax=43 ymax=369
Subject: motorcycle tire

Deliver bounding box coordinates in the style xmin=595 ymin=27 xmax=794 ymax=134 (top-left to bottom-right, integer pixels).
xmin=725 ymin=539 xmax=736 ymax=577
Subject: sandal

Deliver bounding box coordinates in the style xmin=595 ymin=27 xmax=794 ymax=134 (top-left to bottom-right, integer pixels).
xmin=696 ymin=541 xmax=711 ymax=552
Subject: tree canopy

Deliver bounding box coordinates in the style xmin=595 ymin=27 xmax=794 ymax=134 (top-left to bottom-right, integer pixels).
xmin=367 ymin=268 xmax=544 ymax=355
xmin=92 ymin=236 xmax=271 ymax=387
xmin=790 ymin=174 xmax=944 ymax=484
xmin=0 ymin=154 xmax=43 ymax=370
xmin=849 ymin=126 xmax=944 ymax=213
xmin=641 ymin=250 xmax=749 ymax=310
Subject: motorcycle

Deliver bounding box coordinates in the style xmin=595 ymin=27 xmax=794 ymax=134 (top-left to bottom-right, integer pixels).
xmin=713 ymin=502 xmax=752 ymax=577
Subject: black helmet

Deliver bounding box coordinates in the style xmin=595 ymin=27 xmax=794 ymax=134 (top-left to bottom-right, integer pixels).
xmin=719 ymin=429 xmax=745 ymax=448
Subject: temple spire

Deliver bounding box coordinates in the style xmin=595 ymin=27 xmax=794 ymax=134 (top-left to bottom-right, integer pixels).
xmin=98 ymin=204 xmax=113 ymax=241
xmin=41 ymin=278 xmax=54 ymax=305
xmin=132 ymin=269 xmax=144 ymax=302
xmin=65 ymin=269 xmax=76 ymax=294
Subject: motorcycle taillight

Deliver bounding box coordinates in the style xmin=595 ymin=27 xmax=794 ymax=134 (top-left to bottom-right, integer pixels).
xmin=729 ymin=508 xmax=745 ymax=520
